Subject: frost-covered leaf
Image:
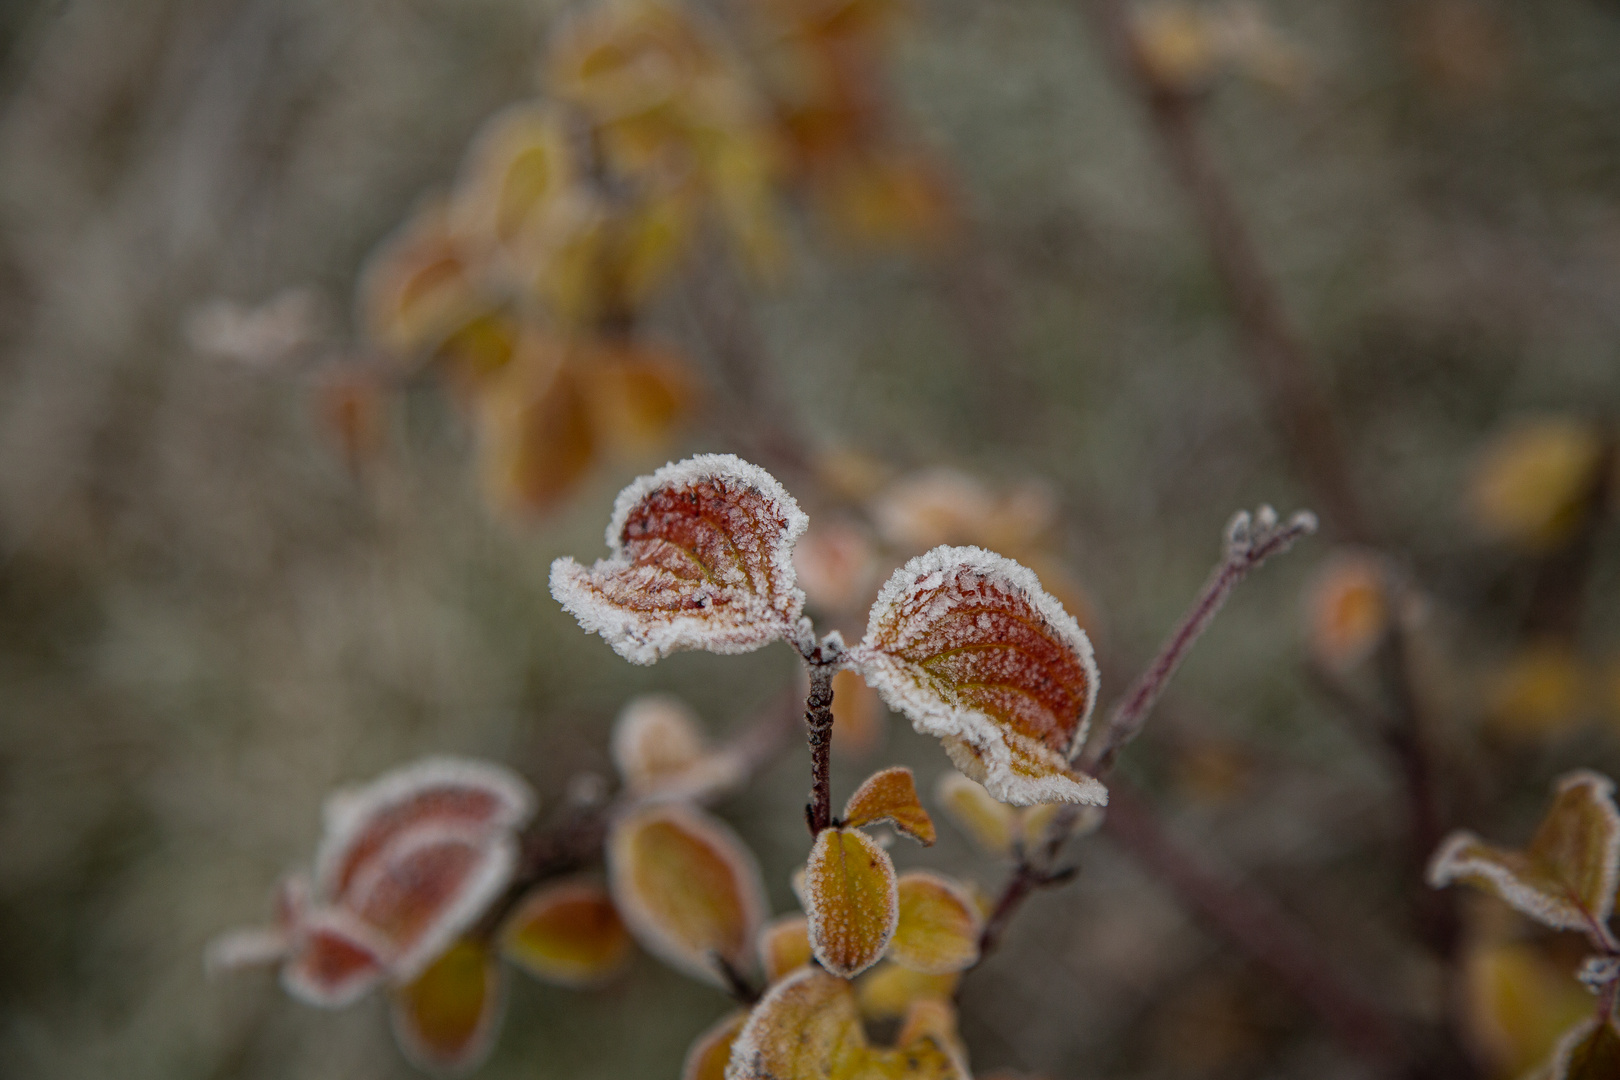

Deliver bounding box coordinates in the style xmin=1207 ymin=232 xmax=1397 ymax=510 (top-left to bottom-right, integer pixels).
xmin=888 ymin=872 xmax=982 ymax=975
xmin=390 ymin=939 xmax=503 ymax=1075
xmin=804 ymin=827 xmax=898 ymax=978
xmin=280 ymin=908 xmax=390 ymax=1007
xmin=1548 ymin=1013 xmax=1620 ymax=1080
xmin=850 ymin=547 xmax=1105 ymax=806
xmin=684 ymin=1010 xmax=748 ymax=1080
xmin=499 ymin=878 xmax=632 ymax=987
xmin=1429 ymin=770 xmax=1620 ymax=934
xmin=611 ymin=693 xmax=742 ymax=800
xmin=607 ymin=803 xmax=766 ymax=985
xmin=934 ymin=771 xmax=1016 ymax=856
xmin=843 ymin=766 xmax=935 ymax=845
xmin=727 ymin=967 xmax=967 ymax=1080
xmin=550 ymin=455 xmax=810 ymax=664
xmin=757 ymin=914 xmax=813 ymax=984
xmin=315 ymin=758 xmax=534 ymax=903
xmin=856 ymin=962 xmax=961 ymax=1021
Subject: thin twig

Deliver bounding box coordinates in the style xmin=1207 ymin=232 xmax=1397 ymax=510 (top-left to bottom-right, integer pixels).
xmin=1077 ymin=0 xmax=1369 ymax=542
xmin=803 ymin=641 xmax=842 ymax=836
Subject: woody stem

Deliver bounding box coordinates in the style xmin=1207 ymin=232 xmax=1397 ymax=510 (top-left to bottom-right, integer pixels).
xmin=804 ymin=659 xmax=837 ymax=836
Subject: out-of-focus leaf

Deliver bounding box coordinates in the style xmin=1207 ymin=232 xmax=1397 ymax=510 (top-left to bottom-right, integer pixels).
xmin=888 ymin=872 xmax=981 ymax=975
xmin=682 ymin=1009 xmax=748 ymax=1080
xmin=1429 ymin=770 xmax=1620 ymax=934
xmin=476 ymin=344 xmax=596 ymax=516
xmin=607 ymin=803 xmax=765 ymax=985
xmin=757 ymin=914 xmax=813 ymax=984
xmin=280 ymin=908 xmax=389 ymax=1007
xmin=390 ymin=939 xmax=503 ymax=1075
xmin=1485 ymin=643 xmax=1591 ymax=739
xmin=794 ymin=519 xmax=880 ymax=615
xmin=550 ymin=454 xmax=810 ymax=664
xmin=850 ymin=546 xmax=1104 ymax=806
xmin=895 ymin=998 xmax=970 ymax=1076
xmin=451 ymin=101 xmax=573 ymax=252
xmin=856 ymin=962 xmax=960 ymax=1020
xmin=1556 ymin=1013 xmax=1620 ymax=1080
xmin=831 ymin=668 xmax=887 ymax=758
xmin=1304 ymin=550 xmax=1389 ymax=671
xmin=578 ymin=342 xmax=692 ymax=455
xmin=843 ymin=766 xmax=934 ymax=845
xmin=498 ymin=878 xmax=632 ymax=987
xmin=727 ymin=967 xmax=967 ymax=1080
xmin=1461 ymin=940 xmax=1594 ymax=1078
xmin=934 ymin=771 xmax=1016 ymax=857
xmin=1469 ymin=418 xmax=1606 ymax=550
xmin=804 ymin=826 xmax=898 ymax=978
xmin=359 ymin=203 xmax=487 ymax=357
xmin=612 ymin=693 xmax=706 ymax=790
xmin=314 ymin=371 xmax=389 ymax=472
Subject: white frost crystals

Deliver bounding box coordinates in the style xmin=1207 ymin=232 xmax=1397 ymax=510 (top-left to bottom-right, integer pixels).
xmin=847 ymin=546 xmax=1105 ymax=807
xmin=550 ymin=454 xmax=812 ymax=664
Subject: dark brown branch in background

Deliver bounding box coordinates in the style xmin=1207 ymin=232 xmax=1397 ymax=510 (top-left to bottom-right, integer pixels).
xmin=1077 ymin=0 xmax=1370 ymax=543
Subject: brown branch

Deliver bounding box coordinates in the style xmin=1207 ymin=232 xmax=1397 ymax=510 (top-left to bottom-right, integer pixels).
xmin=802 ymin=638 xmax=844 ymax=836
xmin=1076 ymin=0 xmax=1369 ymax=543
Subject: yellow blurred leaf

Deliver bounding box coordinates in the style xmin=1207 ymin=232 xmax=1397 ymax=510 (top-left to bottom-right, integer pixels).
xmin=1460 ymin=941 xmax=1594 ymax=1078
xmin=607 ymin=803 xmax=766 ymax=985
xmin=1429 ymin=770 xmax=1620 ymax=935
xmin=389 ymin=939 xmax=502 ymax=1075
xmin=498 ymin=878 xmax=632 ymax=987
xmin=1469 ymin=419 xmax=1606 ymax=549
xmin=452 ymin=101 xmax=575 ymax=252
xmin=728 ymin=967 xmax=967 ymax=1080
xmin=476 ymin=346 xmax=595 ymax=517
xmin=757 ymin=914 xmax=813 ymax=984
xmin=895 ymin=998 xmax=970 ymax=1076
xmin=1485 ymin=643 xmax=1591 ymax=739
xmin=843 ymin=766 xmax=935 ymax=845
xmin=804 ymin=826 xmax=898 ymax=978
xmin=888 ymin=872 xmax=982 ymax=975
xmin=1134 ymin=3 xmax=1220 ymax=90
xmin=856 ymin=961 xmax=961 ymax=1020
xmin=935 ymin=771 xmax=1016 ymax=857
xmin=851 ymin=547 xmax=1105 ymax=806
xmin=682 ymin=1009 xmax=748 ymax=1080
xmin=1555 ymin=1012 xmax=1620 ymax=1080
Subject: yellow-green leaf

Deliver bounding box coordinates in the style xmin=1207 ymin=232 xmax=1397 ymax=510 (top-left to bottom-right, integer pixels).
xmin=856 ymin=961 xmax=961 ymax=1021
xmin=935 ymin=771 xmax=1016 ymax=856
xmin=1429 ymin=770 xmax=1620 ymax=935
xmin=757 ymin=914 xmax=813 ymax=984
xmin=498 ymin=878 xmax=632 ymax=987
xmin=727 ymin=967 xmax=967 ymax=1080
xmin=681 ymin=1009 xmax=747 ymax=1080
xmin=1550 ymin=1013 xmax=1620 ymax=1080
xmin=389 ymin=939 xmax=502 ymax=1075
xmin=843 ymin=766 xmax=935 ymax=845
xmin=607 ymin=803 xmax=766 ymax=986
xmin=804 ymin=827 xmax=898 ymax=978
xmin=888 ymin=872 xmax=982 ymax=975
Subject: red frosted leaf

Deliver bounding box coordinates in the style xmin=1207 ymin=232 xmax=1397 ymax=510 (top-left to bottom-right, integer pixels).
xmin=390 ymin=938 xmax=504 ymax=1075
xmin=550 ymin=455 xmax=810 ymax=664
xmin=850 ymin=546 xmax=1105 ymax=806
xmin=280 ymin=908 xmax=389 ymax=1008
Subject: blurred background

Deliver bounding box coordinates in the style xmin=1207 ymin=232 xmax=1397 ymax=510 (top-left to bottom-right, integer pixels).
xmin=3 ymin=0 xmax=1620 ymax=1077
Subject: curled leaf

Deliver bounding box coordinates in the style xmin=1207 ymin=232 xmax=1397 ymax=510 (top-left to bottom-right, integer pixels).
xmin=804 ymin=826 xmax=899 ymax=978
xmin=856 ymin=961 xmax=961 ymax=1021
xmin=1428 ymin=770 xmax=1620 ymax=935
xmin=757 ymin=914 xmax=813 ymax=984
xmin=683 ymin=1009 xmax=748 ymax=1080
xmin=498 ymin=878 xmax=632 ymax=987
xmin=550 ymin=454 xmax=810 ymax=664
xmin=607 ymin=803 xmax=766 ymax=985
xmin=728 ymin=967 xmax=967 ymax=1080
xmin=850 ymin=547 xmax=1104 ymax=806
xmin=280 ymin=908 xmax=390 ymax=1007
xmin=888 ymin=872 xmax=982 ymax=975
xmin=358 ymin=203 xmax=485 ymax=357
xmin=843 ymin=766 xmax=935 ymax=845
xmin=390 ymin=939 xmax=503 ymax=1075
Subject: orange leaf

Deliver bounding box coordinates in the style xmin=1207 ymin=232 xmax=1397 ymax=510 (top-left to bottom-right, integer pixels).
xmin=728 ymin=967 xmax=967 ymax=1080
xmin=757 ymin=914 xmax=813 ymax=984
xmin=850 ymin=546 xmax=1105 ymax=806
xmin=389 ymin=938 xmax=503 ymax=1075
xmin=280 ymin=907 xmax=389 ymax=1007
xmin=804 ymin=826 xmax=898 ymax=978
xmin=682 ymin=1009 xmax=748 ymax=1080
xmin=578 ymin=343 xmax=693 ymax=455
xmin=476 ymin=349 xmax=596 ymax=517
xmin=888 ymin=872 xmax=982 ymax=975
xmin=551 ymin=455 xmax=810 ymax=664
xmin=1429 ymin=770 xmax=1620 ymax=935
xmin=607 ymin=803 xmax=765 ymax=985
xmin=843 ymin=766 xmax=935 ymax=845
xmin=855 ymin=961 xmax=961 ymax=1021
xmin=358 ymin=203 xmax=486 ymax=357
xmin=498 ymin=878 xmax=632 ymax=987
xmin=1304 ymin=550 xmax=1389 ymax=671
